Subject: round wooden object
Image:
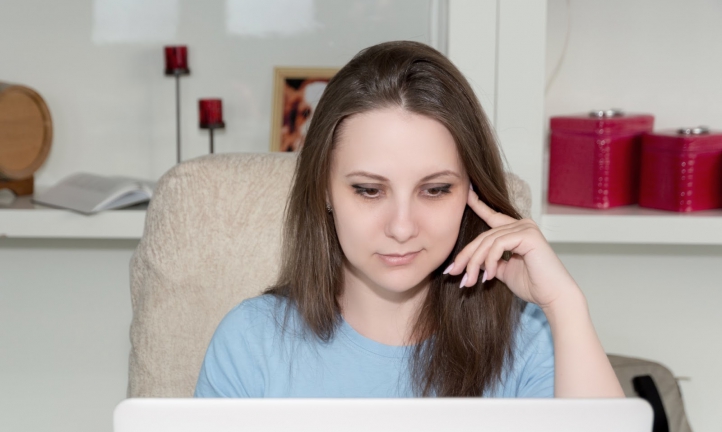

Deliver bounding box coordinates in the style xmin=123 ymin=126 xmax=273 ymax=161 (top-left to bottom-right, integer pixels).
xmin=0 ymin=82 xmax=52 ymax=180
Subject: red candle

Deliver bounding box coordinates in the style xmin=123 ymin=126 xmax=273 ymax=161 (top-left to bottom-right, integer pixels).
xmin=164 ymin=46 xmax=189 ymax=75
xmin=199 ymin=99 xmax=225 ymax=128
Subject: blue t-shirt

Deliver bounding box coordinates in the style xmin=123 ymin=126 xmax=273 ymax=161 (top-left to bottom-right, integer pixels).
xmin=194 ymin=294 xmax=555 ymax=398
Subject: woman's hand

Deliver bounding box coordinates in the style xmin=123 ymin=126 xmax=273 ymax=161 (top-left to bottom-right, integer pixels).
xmin=445 ymin=186 xmax=625 ymax=398
xmin=444 ymin=186 xmax=580 ymax=310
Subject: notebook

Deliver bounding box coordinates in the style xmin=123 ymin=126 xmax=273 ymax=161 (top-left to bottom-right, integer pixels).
xmin=114 ymin=398 xmax=653 ymax=432
xmin=32 ymin=172 xmax=155 ymax=214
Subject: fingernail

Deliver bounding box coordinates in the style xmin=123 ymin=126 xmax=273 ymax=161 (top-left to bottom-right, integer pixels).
xmin=481 ymin=270 xmax=488 ymax=283
xmin=459 ymin=273 xmax=468 ymax=288
xmin=469 ymin=183 xmax=473 ymax=191
xmin=443 ymin=263 xmax=454 ymax=274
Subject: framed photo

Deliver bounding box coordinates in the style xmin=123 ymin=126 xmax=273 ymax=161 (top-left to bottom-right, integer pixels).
xmin=270 ymin=67 xmax=338 ymax=152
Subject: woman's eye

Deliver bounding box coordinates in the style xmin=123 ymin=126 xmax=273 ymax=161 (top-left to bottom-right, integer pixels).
xmin=425 ymin=185 xmax=452 ymax=197
xmin=352 ymin=185 xmax=381 ymax=199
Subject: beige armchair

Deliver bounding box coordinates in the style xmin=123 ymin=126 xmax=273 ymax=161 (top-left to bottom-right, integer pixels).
xmin=126 ymin=152 xmax=691 ymax=432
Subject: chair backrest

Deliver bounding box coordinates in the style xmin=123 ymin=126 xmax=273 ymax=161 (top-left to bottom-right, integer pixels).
xmin=127 ymin=152 xmax=532 ymax=397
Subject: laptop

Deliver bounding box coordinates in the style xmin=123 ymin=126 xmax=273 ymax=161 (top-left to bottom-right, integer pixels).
xmin=114 ymin=398 xmax=653 ymax=432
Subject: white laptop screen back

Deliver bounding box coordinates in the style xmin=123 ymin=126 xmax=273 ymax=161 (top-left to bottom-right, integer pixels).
xmin=114 ymin=398 xmax=653 ymax=432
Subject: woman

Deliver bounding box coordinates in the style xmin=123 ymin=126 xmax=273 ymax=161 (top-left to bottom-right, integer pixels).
xmin=194 ymin=41 xmax=624 ymax=398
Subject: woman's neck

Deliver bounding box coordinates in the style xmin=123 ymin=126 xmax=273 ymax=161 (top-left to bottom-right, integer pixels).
xmin=339 ymin=263 xmax=430 ymax=346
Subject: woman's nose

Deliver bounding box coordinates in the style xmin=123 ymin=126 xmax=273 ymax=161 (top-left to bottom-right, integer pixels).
xmin=384 ymin=198 xmax=419 ymax=243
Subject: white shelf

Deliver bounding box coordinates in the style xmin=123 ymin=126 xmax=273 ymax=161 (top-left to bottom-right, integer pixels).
xmin=540 ymin=203 xmax=722 ymax=245
xmin=0 ymin=194 xmax=146 ymax=239
xmin=5 ymin=193 xmax=722 ymax=244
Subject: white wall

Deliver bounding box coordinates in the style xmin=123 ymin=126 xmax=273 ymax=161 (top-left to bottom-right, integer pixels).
xmin=545 ymin=0 xmax=722 ymax=130
xmin=0 ymin=239 xmax=137 ymax=432
xmin=546 ymin=1 xmax=722 ymax=430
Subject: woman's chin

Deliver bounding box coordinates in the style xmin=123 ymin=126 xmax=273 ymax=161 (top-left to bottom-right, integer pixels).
xmin=373 ymin=272 xmax=431 ymax=297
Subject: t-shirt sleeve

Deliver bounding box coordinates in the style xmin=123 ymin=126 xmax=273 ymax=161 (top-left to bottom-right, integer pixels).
xmin=193 ymin=301 xmax=267 ymax=398
xmin=512 ymin=303 xmax=555 ymax=398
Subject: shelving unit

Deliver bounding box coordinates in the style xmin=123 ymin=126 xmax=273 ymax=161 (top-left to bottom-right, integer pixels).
xmin=4 ymin=194 xmax=721 ymax=244
xmin=0 ymin=194 xmax=146 ymax=239
xmin=540 ymin=203 xmax=722 ymax=245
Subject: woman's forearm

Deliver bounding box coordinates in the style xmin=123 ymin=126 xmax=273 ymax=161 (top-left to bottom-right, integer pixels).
xmin=542 ymin=287 xmax=625 ymax=398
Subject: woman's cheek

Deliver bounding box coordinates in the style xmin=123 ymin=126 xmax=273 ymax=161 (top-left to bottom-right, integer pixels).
xmin=335 ymin=204 xmax=378 ymax=257
xmin=432 ymin=203 xmax=466 ymax=255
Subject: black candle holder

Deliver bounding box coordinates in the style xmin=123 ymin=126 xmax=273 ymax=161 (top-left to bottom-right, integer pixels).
xmin=200 ymin=121 xmax=225 ymax=154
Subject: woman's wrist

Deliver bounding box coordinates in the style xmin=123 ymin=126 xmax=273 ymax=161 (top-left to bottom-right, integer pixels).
xmin=539 ymin=284 xmax=589 ymax=328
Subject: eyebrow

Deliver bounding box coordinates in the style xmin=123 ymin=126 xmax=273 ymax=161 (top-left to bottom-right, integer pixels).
xmin=345 ymin=170 xmax=461 ymax=182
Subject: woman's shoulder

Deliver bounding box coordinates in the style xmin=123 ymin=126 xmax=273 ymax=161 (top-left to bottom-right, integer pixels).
xmin=197 ymin=294 xmax=296 ymax=397
xmin=230 ymin=293 xmax=288 ymax=316
xmin=214 ymin=294 xmax=296 ymax=338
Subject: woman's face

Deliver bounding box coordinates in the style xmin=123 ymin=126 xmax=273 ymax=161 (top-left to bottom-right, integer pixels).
xmin=329 ymin=107 xmax=469 ymax=297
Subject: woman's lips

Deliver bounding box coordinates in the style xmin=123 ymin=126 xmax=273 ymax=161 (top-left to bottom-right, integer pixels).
xmin=378 ymin=251 xmax=420 ymax=266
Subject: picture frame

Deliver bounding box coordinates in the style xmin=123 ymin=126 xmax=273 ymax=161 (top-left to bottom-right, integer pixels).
xmin=270 ymin=67 xmax=338 ymax=152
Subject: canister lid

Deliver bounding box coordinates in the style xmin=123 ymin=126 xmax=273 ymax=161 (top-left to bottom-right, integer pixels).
xmin=643 ymin=127 xmax=722 ymax=152
xmin=551 ymin=109 xmax=654 ymax=135
xmin=677 ymin=126 xmax=710 ymax=135
xmin=588 ymin=109 xmax=625 ymax=118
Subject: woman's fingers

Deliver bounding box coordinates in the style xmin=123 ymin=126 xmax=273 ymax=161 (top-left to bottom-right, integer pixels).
xmin=447 ymin=218 xmax=534 ymax=276
xmin=445 ymin=233 xmax=486 ymax=276
xmin=481 ymin=232 xmax=525 ymax=282
xmin=445 ymin=223 xmax=512 ymax=277
xmin=456 ymin=221 xmax=540 ymax=287
xmin=447 ymin=186 xmax=542 ymax=287
xmin=460 ymin=225 xmax=525 ymax=287
xmin=467 ymin=187 xmax=517 ymax=229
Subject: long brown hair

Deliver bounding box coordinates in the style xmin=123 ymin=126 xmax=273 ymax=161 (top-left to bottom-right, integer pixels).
xmin=265 ymin=40 xmax=525 ymax=397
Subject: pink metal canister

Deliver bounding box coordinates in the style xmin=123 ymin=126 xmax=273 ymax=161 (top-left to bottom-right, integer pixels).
xmin=549 ymin=110 xmax=654 ymax=209
xmin=639 ymin=127 xmax=722 ymax=212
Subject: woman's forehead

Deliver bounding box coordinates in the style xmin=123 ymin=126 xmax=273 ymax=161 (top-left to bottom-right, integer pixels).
xmin=331 ymin=108 xmax=465 ymax=178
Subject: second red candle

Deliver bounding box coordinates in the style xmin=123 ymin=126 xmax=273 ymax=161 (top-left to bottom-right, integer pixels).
xmin=199 ymin=99 xmax=224 ymax=128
